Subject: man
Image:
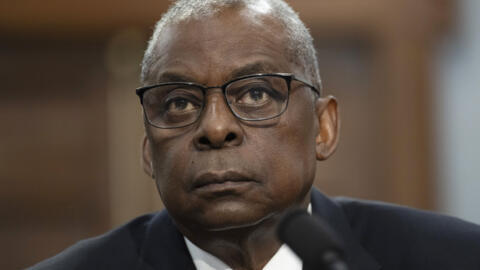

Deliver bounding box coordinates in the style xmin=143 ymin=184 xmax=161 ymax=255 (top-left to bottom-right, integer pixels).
xmin=30 ymin=0 xmax=480 ymax=269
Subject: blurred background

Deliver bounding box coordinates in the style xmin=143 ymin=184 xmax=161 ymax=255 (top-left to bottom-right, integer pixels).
xmin=1 ymin=0 xmax=479 ymax=269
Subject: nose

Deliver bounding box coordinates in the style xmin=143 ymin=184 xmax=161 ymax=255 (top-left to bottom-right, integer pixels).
xmin=193 ymin=92 xmax=244 ymax=150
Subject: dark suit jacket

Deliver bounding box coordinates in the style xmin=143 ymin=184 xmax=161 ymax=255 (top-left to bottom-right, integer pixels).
xmin=29 ymin=189 xmax=480 ymax=270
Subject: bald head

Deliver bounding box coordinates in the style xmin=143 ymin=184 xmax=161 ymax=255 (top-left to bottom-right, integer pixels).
xmin=141 ymin=0 xmax=322 ymax=92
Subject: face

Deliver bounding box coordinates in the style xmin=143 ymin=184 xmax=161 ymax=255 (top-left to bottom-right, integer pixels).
xmin=142 ymin=7 xmax=337 ymax=232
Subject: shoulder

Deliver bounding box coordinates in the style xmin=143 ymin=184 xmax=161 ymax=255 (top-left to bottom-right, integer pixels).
xmin=27 ymin=213 xmax=159 ymax=270
xmin=334 ymin=197 xmax=480 ymax=269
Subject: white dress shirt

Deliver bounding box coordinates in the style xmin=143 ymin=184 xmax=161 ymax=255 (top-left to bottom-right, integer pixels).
xmin=184 ymin=204 xmax=311 ymax=270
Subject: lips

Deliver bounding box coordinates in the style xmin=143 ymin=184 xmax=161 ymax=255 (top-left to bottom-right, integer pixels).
xmin=192 ymin=171 xmax=258 ymax=192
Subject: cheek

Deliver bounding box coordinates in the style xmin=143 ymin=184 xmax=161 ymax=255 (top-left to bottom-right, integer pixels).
xmin=275 ymin=107 xmax=317 ymax=188
xmin=149 ymin=132 xmax=193 ymax=199
xmin=248 ymin=115 xmax=318 ymax=202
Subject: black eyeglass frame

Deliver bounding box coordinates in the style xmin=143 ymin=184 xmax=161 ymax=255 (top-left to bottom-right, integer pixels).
xmin=135 ymin=73 xmax=320 ymax=129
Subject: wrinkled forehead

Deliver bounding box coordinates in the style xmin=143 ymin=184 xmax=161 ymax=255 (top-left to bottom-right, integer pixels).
xmin=144 ymin=6 xmax=298 ymax=85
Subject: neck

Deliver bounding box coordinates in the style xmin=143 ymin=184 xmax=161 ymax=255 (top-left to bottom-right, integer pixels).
xmin=176 ymin=194 xmax=311 ymax=270
xmin=182 ymin=214 xmax=282 ymax=270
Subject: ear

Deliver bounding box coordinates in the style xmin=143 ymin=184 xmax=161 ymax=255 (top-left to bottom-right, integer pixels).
xmin=315 ymin=96 xmax=340 ymax=161
xmin=142 ymin=135 xmax=155 ymax=179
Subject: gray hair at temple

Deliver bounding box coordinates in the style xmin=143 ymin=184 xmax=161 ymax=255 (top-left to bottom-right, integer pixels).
xmin=140 ymin=0 xmax=322 ymax=93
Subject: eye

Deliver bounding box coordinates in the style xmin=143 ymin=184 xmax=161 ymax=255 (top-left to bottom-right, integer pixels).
xmin=237 ymin=87 xmax=272 ymax=105
xmin=165 ymin=97 xmax=199 ymax=113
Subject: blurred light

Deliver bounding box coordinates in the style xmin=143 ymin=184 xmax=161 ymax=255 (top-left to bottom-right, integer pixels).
xmin=249 ymin=0 xmax=273 ymax=14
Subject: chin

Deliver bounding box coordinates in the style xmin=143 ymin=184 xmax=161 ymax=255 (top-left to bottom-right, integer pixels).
xmin=193 ymin=202 xmax=279 ymax=232
xmin=206 ymin=211 xmax=276 ymax=232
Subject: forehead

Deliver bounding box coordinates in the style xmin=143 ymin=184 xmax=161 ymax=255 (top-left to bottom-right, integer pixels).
xmin=147 ymin=7 xmax=297 ymax=84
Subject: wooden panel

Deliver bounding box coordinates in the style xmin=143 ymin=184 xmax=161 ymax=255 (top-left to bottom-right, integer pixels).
xmin=104 ymin=29 xmax=164 ymax=227
xmin=312 ymin=39 xmax=392 ymax=201
xmin=0 ymin=41 xmax=110 ymax=269
xmin=0 ymin=0 xmax=453 ymax=39
xmin=377 ymin=34 xmax=435 ymax=208
xmin=0 ymin=0 xmax=170 ymax=39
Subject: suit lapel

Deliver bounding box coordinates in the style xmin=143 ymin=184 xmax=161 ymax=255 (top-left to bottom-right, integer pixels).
xmin=136 ymin=211 xmax=196 ymax=270
xmin=310 ymin=188 xmax=382 ymax=270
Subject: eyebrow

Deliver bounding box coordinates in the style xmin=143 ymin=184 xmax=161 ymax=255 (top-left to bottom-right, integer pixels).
xmin=228 ymin=61 xmax=280 ymax=81
xmin=155 ymin=61 xmax=280 ymax=85
xmin=156 ymin=72 xmax=197 ymax=83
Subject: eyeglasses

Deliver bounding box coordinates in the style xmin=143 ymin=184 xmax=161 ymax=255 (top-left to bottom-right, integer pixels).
xmin=136 ymin=73 xmax=319 ymax=129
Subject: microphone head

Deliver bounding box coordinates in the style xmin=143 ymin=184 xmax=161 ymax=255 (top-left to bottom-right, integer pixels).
xmin=277 ymin=209 xmax=345 ymax=269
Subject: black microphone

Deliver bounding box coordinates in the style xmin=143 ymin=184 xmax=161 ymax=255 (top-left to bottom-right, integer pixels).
xmin=277 ymin=209 xmax=349 ymax=270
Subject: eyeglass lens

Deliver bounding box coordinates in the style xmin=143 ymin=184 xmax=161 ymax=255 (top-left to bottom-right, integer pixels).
xmin=142 ymin=75 xmax=289 ymax=128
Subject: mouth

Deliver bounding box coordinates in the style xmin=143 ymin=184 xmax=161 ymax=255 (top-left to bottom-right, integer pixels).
xmin=192 ymin=171 xmax=259 ymax=194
